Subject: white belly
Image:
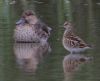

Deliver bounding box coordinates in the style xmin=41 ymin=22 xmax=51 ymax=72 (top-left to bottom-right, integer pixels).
xmin=62 ymin=39 xmax=89 ymax=53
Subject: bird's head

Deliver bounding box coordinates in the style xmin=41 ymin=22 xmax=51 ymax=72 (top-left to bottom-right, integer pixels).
xmin=22 ymin=10 xmax=38 ymax=24
xmin=16 ymin=10 xmax=36 ymax=25
xmin=63 ymin=21 xmax=72 ymax=31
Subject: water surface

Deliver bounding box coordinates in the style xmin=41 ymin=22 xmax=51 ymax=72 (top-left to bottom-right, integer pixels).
xmin=0 ymin=0 xmax=100 ymax=81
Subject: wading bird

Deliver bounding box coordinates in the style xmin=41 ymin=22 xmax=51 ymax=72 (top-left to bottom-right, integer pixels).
xmin=62 ymin=21 xmax=91 ymax=53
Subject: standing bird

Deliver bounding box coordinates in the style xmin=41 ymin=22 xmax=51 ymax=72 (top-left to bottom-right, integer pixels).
xmin=62 ymin=21 xmax=91 ymax=53
xmin=14 ymin=10 xmax=52 ymax=43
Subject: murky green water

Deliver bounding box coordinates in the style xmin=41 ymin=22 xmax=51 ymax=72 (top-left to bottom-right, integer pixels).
xmin=0 ymin=0 xmax=100 ymax=81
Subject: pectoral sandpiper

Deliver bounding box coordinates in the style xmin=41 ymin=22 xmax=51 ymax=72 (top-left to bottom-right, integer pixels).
xmin=62 ymin=21 xmax=91 ymax=53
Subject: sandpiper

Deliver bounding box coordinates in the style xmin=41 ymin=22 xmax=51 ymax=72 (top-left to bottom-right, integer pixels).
xmin=62 ymin=21 xmax=91 ymax=53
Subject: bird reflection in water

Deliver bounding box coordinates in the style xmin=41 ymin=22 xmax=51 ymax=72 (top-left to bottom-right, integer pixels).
xmin=63 ymin=54 xmax=92 ymax=81
xmin=13 ymin=42 xmax=51 ymax=74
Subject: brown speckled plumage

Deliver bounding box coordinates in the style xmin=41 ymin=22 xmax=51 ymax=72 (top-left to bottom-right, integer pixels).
xmin=62 ymin=21 xmax=91 ymax=53
xmin=14 ymin=10 xmax=51 ymax=43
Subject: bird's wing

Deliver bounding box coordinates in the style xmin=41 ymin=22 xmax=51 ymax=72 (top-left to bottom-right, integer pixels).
xmin=35 ymin=21 xmax=51 ymax=35
xmin=67 ymin=35 xmax=88 ymax=48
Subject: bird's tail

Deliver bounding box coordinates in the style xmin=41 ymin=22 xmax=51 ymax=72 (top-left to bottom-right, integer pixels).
xmin=86 ymin=44 xmax=93 ymax=49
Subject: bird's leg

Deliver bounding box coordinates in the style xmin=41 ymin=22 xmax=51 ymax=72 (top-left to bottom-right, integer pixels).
xmin=70 ymin=51 xmax=74 ymax=54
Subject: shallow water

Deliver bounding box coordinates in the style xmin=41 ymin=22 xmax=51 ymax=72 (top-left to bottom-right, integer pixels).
xmin=0 ymin=0 xmax=100 ymax=81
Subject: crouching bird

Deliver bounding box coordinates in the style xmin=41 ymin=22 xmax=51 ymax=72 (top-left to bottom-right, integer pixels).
xmin=14 ymin=10 xmax=52 ymax=43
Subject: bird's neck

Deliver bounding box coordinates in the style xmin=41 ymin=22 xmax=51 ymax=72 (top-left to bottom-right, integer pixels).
xmin=64 ymin=29 xmax=73 ymax=37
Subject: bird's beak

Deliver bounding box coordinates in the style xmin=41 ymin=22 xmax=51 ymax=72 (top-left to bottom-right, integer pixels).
xmin=16 ymin=18 xmax=25 ymax=25
xmin=47 ymin=27 xmax=52 ymax=31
